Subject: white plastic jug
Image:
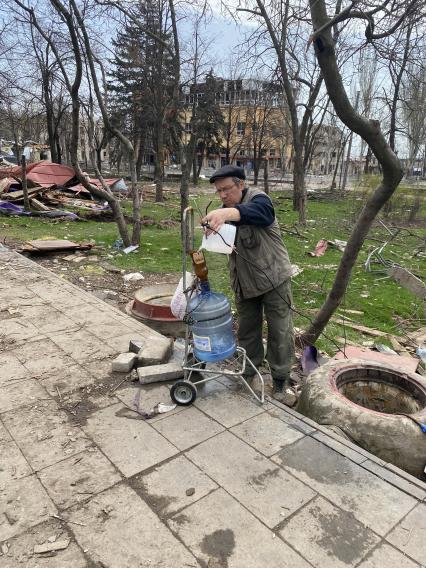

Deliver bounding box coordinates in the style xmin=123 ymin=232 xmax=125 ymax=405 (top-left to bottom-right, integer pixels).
xmin=201 ymin=224 xmax=236 ymax=255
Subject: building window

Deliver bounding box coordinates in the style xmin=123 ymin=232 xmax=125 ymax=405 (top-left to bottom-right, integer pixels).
xmin=238 ymin=149 xmax=245 ymax=156
xmin=185 ymin=122 xmax=192 ymax=133
xmin=269 ymin=148 xmax=276 ymax=157
xmin=237 ymin=122 xmax=246 ymax=135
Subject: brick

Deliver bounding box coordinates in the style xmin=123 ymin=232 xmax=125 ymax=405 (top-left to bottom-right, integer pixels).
xmin=129 ymin=338 xmax=144 ymax=353
xmin=137 ymin=336 xmax=173 ymax=366
xmin=137 ymin=361 xmax=184 ymax=384
xmin=111 ymin=352 xmax=137 ymax=373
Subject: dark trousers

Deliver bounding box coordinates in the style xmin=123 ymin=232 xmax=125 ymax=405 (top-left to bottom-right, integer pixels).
xmin=236 ymin=279 xmax=294 ymax=380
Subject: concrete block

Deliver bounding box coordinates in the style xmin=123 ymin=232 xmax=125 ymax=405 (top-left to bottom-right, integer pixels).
xmin=129 ymin=338 xmax=144 ymax=353
xmin=111 ymin=352 xmax=137 ymax=373
xmin=137 ymin=336 xmax=173 ymax=366
xmin=137 ymin=362 xmax=184 ymax=384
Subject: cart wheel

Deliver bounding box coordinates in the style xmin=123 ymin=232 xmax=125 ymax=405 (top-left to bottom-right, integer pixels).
xmin=170 ymin=381 xmax=197 ymax=406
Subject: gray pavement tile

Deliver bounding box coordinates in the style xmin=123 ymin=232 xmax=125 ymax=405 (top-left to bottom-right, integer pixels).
xmin=0 ymin=319 xmax=41 ymax=344
xmin=49 ymin=329 xmax=117 ymax=363
xmin=357 ymin=542 xmax=421 ymax=568
xmin=194 ymin=387 xmax=265 ymax=428
xmin=7 ymin=299 xmax=51 ymax=319
xmin=85 ymin=322 xmax=140 ymax=341
xmin=82 ymin=402 xmax=178 ymax=477
xmin=39 ymin=364 xmax=96 ymax=396
xmin=152 ymin=406 xmax=225 ymax=450
xmin=168 ymin=488 xmax=311 ymax=567
xmin=268 ymin=405 xmax=317 ymax=435
xmin=13 ymin=338 xmax=76 ymax=375
xmin=230 ymin=411 xmax=305 ymax=456
xmin=38 ymin=448 xmax=121 ymax=510
xmin=0 ymin=474 xmax=56 ymax=541
xmin=186 ymin=431 xmax=316 ymax=528
xmin=134 ymin=455 xmax=218 ymax=518
xmin=61 ymin=305 xmax=118 ymax=327
xmin=0 ymin=519 xmax=87 ymax=568
xmin=272 ymin=436 xmax=418 ymax=536
xmin=386 ymin=503 xmax=426 ymax=565
xmin=361 ymin=460 xmax=426 ymax=501
xmin=0 ymin=420 xmax=32 ymax=485
xmin=115 ymin=383 xmax=185 ymax=423
xmin=2 ymin=399 xmax=92 ymax=470
xmin=0 ymin=378 xmax=49 ymax=413
xmin=64 ymin=483 xmax=198 ymax=567
xmin=105 ymin=332 xmax=152 ymax=353
xmin=0 ymin=353 xmax=29 ymax=384
xmin=29 ymin=311 xmax=85 ymax=335
xmin=82 ymin=358 xmax=116 ymax=381
xmin=279 ymin=495 xmax=380 ymax=568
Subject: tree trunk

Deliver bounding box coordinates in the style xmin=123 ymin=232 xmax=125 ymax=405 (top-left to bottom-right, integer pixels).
xmin=303 ymin=0 xmax=404 ymax=345
xmin=293 ymin=148 xmax=306 ymax=224
xmin=21 ymin=155 xmax=30 ymax=211
xmin=263 ymin=158 xmax=269 ymax=194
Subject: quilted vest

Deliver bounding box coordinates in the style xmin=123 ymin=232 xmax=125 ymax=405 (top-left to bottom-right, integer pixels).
xmin=228 ymin=188 xmax=293 ymax=300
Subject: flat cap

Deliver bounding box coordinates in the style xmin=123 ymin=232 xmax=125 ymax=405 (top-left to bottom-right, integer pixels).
xmin=209 ymin=165 xmax=246 ymax=183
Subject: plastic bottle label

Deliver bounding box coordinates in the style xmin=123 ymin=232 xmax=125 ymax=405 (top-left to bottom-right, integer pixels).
xmin=193 ymin=334 xmax=212 ymax=352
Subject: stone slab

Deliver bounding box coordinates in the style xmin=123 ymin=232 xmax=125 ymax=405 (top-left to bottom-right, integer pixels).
xmin=272 ymin=436 xmax=418 ymax=536
xmin=49 ymin=329 xmax=117 ymax=363
xmin=39 ymin=364 xmax=97 ymax=396
xmin=311 ymin=430 xmax=367 ymax=464
xmin=64 ymin=483 xmax=198 ymax=567
xmin=358 ymin=542 xmax=421 ymax=568
xmin=13 ymin=338 xmax=76 ymax=375
xmin=82 ymin=402 xmax=178 ymax=477
xmin=38 ymin=448 xmax=122 ymax=510
xmin=186 ymin=431 xmax=316 ymax=528
xmin=0 ymin=474 xmax=56 ymax=541
xmin=0 ymin=518 xmax=87 ymax=567
xmin=168 ymin=488 xmax=311 ymax=567
xmin=137 ymin=336 xmax=174 ymax=366
xmin=279 ymin=496 xmax=380 ymax=568
xmin=230 ymin=411 xmax=305 ymax=456
xmin=1 ymin=399 xmax=92 ymax=470
xmin=194 ymin=388 xmax=265 ymax=428
xmin=137 ymin=361 xmax=184 ymax=383
xmin=361 ymin=459 xmax=426 ymax=501
xmin=268 ymin=405 xmax=317 ymax=435
xmin=152 ymin=406 xmax=224 ymax=450
xmin=111 ymin=352 xmax=137 ymax=373
xmin=0 ymin=420 xmax=32 ymax=485
xmin=0 ymin=353 xmax=29 ymax=384
xmin=386 ymin=502 xmax=426 ymax=565
xmin=134 ymin=455 xmax=218 ymax=518
xmin=0 ymin=379 xmax=49 ymax=413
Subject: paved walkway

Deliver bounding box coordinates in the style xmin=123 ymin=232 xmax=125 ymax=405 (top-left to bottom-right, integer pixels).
xmin=0 ymin=245 xmax=425 ymax=568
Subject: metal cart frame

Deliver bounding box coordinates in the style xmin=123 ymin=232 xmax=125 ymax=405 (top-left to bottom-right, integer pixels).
xmin=169 ymin=207 xmax=264 ymax=406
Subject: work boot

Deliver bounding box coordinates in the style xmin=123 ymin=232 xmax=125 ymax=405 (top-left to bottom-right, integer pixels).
xmin=272 ymin=377 xmax=297 ymax=407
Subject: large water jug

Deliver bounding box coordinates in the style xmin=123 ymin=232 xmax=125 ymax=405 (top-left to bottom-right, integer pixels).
xmin=188 ymin=282 xmax=236 ymax=362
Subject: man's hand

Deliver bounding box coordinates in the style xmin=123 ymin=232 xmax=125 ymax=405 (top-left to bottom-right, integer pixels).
xmin=202 ymin=208 xmax=241 ymax=232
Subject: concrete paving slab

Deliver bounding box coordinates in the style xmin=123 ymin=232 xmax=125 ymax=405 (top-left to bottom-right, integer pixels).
xmin=386 ymin=503 xmax=426 ymax=565
xmin=39 ymin=364 xmax=96 ymax=396
xmin=358 ymin=542 xmax=421 ymax=568
xmin=0 ymin=378 xmax=49 ymax=413
xmin=85 ymin=322 xmax=140 ymax=340
xmin=0 ymin=518 xmax=87 ymax=568
xmin=230 ymin=411 xmax=305 ymax=456
xmin=194 ymin=387 xmax=265 ymax=428
xmin=25 ymin=310 xmax=83 ymax=335
xmin=268 ymin=405 xmax=317 ymax=435
xmin=62 ymin=304 xmax=119 ymax=327
xmin=105 ymin=332 xmax=152 ymax=353
xmin=0 ymin=474 xmax=56 ymax=541
xmin=152 ymin=406 xmax=225 ymax=450
xmin=272 ymin=436 xmax=418 ymax=536
xmin=279 ymin=495 xmax=380 ymax=567
xmin=38 ymin=448 xmax=121 ymax=510
xmin=186 ymin=431 xmax=316 ymax=528
xmin=50 ymin=329 xmax=117 ymax=363
xmin=0 ymin=420 xmax=32 ymax=485
xmin=64 ymin=483 xmax=198 ymax=567
xmin=1 ymin=319 xmax=43 ymax=345
xmin=13 ymin=338 xmax=76 ymax=375
xmin=1 ymin=399 xmax=92 ymax=470
xmin=133 ymin=455 xmax=218 ymax=518
xmin=82 ymin=402 xmax=178 ymax=477
xmin=168 ymin=488 xmax=311 ymax=567
xmin=0 ymin=353 xmax=29 ymax=384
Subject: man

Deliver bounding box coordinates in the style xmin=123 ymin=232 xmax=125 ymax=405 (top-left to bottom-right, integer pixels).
xmin=202 ymin=164 xmax=295 ymax=400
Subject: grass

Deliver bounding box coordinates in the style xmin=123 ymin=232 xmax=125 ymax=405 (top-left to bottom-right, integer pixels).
xmin=1 ymin=183 xmax=425 ymax=354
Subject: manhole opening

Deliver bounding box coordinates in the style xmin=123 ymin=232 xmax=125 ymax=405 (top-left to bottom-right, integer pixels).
xmin=336 ymin=367 xmax=426 ymax=414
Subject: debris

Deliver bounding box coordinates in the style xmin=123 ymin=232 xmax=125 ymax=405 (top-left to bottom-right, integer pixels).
xmin=388 ymin=335 xmax=411 ymax=356
xmin=374 ymin=343 xmax=398 ymax=355
xmin=137 ymin=336 xmax=174 ymax=366
xmin=273 ymin=387 xmax=298 ymax=407
xmin=51 ymin=514 xmax=86 ymax=527
xmin=417 ymin=347 xmax=426 ymax=365
xmin=21 ymin=239 xmax=92 ymax=253
xmin=123 ymin=272 xmax=145 ymax=282
xmin=119 ymin=390 xmax=177 ymax=419
xmin=185 ymin=487 xmax=195 ymax=496
xmin=328 ymin=239 xmax=347 ymax=252
xmin=290 ymin=264 xmax=303 ymax=277
xmin=123 ymin=245 xmax=139 ymax=254
xmin=111 ymin=353 xmax=137 ymax=373
xmin=34 ymin=539 xmax=70 ymax=554
xmin=308 ymin=239 xmax=328 ymax=257
xmin=388 ymin=266 xmax=426 ymax=302
xmin=1 ymin=542 xmax=9 ymax=555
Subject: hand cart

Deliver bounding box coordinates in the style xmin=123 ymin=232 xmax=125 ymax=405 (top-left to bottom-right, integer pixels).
xmin=169 ymin=207 xmax=265 ymax=406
